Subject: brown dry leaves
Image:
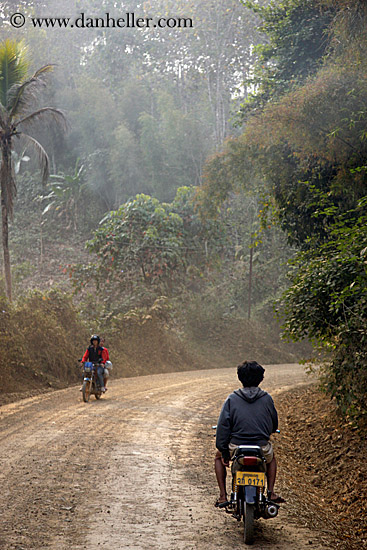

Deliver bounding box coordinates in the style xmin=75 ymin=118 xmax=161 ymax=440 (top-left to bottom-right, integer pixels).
xmin=275 ymin=386 xmax=367 ymax=550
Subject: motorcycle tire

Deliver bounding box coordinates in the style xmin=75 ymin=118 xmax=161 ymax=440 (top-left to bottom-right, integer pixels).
xmin=82 ymin=380 xmax=91 ymax=403
xmin=244 ymin=502 xmax=255 ymax=544
xmin=95 ymin=391 xmax=101 ymax=400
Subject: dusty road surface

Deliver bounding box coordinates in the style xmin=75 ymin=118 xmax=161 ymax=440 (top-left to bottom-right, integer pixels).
xmin=0 ymin=365 xmax=333 ymax=549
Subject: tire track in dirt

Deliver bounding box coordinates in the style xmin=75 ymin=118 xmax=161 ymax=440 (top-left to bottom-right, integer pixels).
xmin=0 ymin=365 xmax=334 ymax=549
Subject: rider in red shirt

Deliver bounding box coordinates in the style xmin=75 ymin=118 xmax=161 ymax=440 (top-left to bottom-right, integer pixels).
xmin=81 ymin=335 xmax=108 ymax=392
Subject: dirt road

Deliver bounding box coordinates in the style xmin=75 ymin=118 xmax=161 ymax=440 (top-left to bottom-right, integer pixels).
xmin=0 ymin=365 xmax=333 ymax=549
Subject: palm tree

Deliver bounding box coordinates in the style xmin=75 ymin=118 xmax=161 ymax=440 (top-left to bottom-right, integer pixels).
xmin=0 ymin=39 xmax=66 ymax=301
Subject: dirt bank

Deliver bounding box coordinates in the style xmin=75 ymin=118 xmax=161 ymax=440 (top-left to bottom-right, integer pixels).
xmin=275 ymin=386 xmax=367 ymax=550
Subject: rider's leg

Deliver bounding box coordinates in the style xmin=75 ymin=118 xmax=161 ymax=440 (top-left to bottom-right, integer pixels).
xmin=266 ymin=455 xmax=277 ymax=496
xmin=97 ymin=366 xmax=105 ymax=391
xmin=261 ymin=442 xmax=281 ymax=499
xmin=214 ymin=450 xmax=227 ymax=502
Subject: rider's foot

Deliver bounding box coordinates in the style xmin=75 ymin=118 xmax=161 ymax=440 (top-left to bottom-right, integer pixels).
xmin=268 ymin=491 xmax=286 ymax=503
xmin=101 ymin=387 xmax=106 ymax=393
xmin=104 ymin=387 xmax=108 ymax=392
xmin=215 ymin=494 xmax=228 ymax=507
xmin=79 ymin=386 xmax=83 ymax=391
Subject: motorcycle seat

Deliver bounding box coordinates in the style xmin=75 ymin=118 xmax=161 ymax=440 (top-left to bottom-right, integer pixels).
xmin=233 ymin=445 xmax=265 ymax=459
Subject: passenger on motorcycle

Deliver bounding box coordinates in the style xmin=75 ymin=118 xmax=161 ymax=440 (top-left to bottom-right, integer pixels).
xmin=81 ymin=335 xmax=109 ymax=393
xmin=100 ymin=337 xmax=112 ymax=390
xmin=215 ymin=360 xmax=285 ymax=506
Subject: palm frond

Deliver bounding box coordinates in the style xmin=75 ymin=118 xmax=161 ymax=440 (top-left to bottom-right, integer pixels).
xmin=19 ymin=133 xmax=50 ymax=185
xmin=16 ymin=107 xmax=68 ymax=132
xmin=0 ymin=40 xmax=29 ymax=110
xmin=8 ymin=64 xmax=55 ymax=118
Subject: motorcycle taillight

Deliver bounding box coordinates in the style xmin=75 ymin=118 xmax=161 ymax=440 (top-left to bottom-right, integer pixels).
xmin=238 ymin=456 xmax=258 ymax=466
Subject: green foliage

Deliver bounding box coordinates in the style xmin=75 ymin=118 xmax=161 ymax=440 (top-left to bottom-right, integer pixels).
xmin=41 ymin=159 xmax=86 ymax=231
xmin=0 ymin=39 xmax=29 ymax=109
xmin=171 ymin=186 xmax=228 ymax=266
xmin=70 ymin=187 xmax=227 ymax=311
xmin=198 ymin=0 xmax=367 ymax=426
xmin=325 ymin=0 xmax=367 ymax=52
xmin=278 ymin=200 xmax=367 ymax=426
xmin=205 ymin=60 xmax=367 ymax=249
xmin=258 ymin=61 xmax=367 ymax=247
xmin=89 ymin=193 xmax=186 ymax=287
xmin=240 ymin=0 xmax=334 ymax=116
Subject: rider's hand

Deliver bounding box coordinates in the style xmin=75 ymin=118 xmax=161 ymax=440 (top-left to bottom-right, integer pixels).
xmin=221 ymin=457 xmax=230 ymax=467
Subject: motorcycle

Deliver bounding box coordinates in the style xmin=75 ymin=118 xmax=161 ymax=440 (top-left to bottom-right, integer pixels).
xmin=80 ymin=361 xmax=103 ymax=402
xmin=214 ymin=428 xmax=281 ymax=544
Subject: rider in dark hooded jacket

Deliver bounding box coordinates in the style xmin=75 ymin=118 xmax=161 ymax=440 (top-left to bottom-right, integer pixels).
xmin=216 ymin=386 xmax=278 ymax=454
xmin=215 ymin=361 xmax=284 ymax=507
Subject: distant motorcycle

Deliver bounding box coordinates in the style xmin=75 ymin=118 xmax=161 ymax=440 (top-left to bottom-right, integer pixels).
xmin=214 ymin=428 xmax=281 ymax=544
xmin=80 ymin=361 xmax=102 ymax=402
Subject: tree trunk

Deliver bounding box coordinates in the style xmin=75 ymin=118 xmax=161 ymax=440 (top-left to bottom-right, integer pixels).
xmin=248 ymin=244 xmax=253 ymax=321
xmin=1 ymin=193 xmax=12 ymax=302
xmin=40 ymin=223 xmax=44 ymax=268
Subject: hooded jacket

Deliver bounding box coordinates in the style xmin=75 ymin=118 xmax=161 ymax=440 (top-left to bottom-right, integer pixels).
xmin=216 ymin=386 xmax=278 ymax=461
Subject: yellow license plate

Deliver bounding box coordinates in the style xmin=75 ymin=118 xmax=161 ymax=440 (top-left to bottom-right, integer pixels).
xmin=236 ymin=471 xmax=266 ymax=487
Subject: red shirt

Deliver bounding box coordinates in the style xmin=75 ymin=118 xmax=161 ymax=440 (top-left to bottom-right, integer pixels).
xmin=81 ymin=346 xmax=109 ymax=365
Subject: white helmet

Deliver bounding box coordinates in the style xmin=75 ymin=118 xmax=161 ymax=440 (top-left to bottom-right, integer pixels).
xmin=105 ymin=360 xmax=113 ymax=369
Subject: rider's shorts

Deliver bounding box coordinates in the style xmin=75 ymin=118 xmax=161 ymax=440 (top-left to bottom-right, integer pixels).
xmin=229 ymin=441 xmax=274 ymax=464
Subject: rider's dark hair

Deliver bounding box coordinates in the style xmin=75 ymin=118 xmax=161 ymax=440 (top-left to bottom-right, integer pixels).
xmin=237 ymin=361 xmax=265 ymax=387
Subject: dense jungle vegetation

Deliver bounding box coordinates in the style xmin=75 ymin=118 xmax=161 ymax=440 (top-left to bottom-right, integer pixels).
xmin=0 ymin=0 xmax=366 ymax=427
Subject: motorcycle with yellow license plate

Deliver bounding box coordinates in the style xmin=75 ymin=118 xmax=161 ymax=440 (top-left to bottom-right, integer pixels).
xmin=216 ymin=430 xmax=281 ymax=545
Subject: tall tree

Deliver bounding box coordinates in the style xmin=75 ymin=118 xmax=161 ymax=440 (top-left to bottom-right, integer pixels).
xmin=240 ymin=0 xmax=335 ymax=118
xmin=0 ymin=39 xmax=66 ymax=301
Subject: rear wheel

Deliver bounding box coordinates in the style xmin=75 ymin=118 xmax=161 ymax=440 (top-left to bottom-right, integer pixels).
xmin=244 ymin=502 xmax=255 ymax=544
xmin=95 ymin=391 xmax=101 ymax=400
xmin=82 ymin=380 xmax=91 ymax=403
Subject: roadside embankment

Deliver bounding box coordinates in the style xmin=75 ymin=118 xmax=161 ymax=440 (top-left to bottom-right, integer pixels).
xmin=274 ymin=386 xmax=367 ymax=550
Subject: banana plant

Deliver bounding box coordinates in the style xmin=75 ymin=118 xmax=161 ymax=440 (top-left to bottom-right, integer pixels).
xmin=41 ymin=159 xmax=86 ymax=231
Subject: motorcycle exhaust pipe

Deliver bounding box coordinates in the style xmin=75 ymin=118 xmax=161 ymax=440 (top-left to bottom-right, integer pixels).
xmin=265 ymin=504 xmax=279 ymax=518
